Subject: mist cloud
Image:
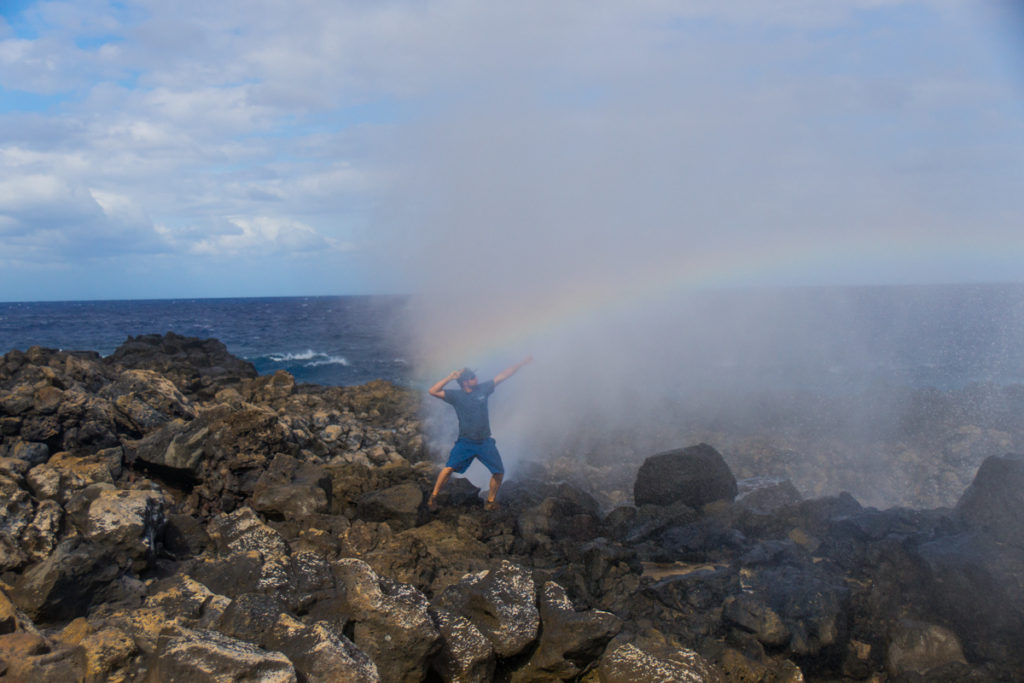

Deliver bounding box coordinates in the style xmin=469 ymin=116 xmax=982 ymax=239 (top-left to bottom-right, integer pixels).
xmin=376 ymin=1 xmax=1024 ymax=484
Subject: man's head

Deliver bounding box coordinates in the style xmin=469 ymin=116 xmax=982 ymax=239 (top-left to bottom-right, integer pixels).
xmin=456 ymin=368 xmax=478 ymax=390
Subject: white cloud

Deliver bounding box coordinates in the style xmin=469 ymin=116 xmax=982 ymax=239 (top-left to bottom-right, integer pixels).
xmin=188 ymin=216 xmax=350 ymax=256
xmin=0 ymin=0 xmax=1020 ymax=299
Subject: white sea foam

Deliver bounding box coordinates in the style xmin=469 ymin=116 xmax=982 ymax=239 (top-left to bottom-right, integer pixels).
xmin=268 ymin=350 xmax=350 ymax=367
xmin=308 ymin=356 xmax=350 ymax=367
xmin=268 ymin=350 xmax=320 ymax=362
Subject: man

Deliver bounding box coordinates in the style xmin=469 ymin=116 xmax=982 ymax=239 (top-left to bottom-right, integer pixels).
xmin=428 ymin=357 xmax=532 ymax=511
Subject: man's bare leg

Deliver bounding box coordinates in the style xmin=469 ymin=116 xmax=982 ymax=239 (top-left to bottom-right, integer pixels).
xmin=485 ymin=473 xmax=504 ymax=510
xmin=429 ymin=467 xmax=455 ymax=511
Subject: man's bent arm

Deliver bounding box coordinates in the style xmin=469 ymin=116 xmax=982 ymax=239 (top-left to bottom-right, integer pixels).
xmin=429 ymin=370 xmax=462 ymax=398
xmin=494 ymin=356 xmax=533 ymax=385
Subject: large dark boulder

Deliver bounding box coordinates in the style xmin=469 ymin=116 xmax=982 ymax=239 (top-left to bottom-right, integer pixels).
xmin=252 ymin=454 xmax=331 ymax=520
xmin=741 ymin=563 xmax=851 ymax=656
xmin=356 ymin=482 xmax=422 ymax=531
xmin=956 ymin=452 xmax=1024 ymax=547
xmin=915 ymin=531 xmax=1024 ymax=667
xmin=634 ymin=443 xmax=737 ymax=508
xmin=12 ymin=538 xmax=132 ymax=622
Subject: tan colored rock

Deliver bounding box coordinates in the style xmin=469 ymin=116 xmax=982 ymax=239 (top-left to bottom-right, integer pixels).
xmin=144 ymin=575 xmax=219 ymax=620
xmin=265 ymin=614 xmax=381 ymax=683
xmin=27 ymin=451 xmax=117 ymax=503
xmin=80 ymin=627 xmax=137 ymax=682
xmin=33 ymin=385 xmax=64 ymax=414
xmin=597 ymin=642 xmax=725 ymax=683
xmin=886 ymin=619 xmax=967 ymax=678
xmin=147 ymin=627 xmax=296 ymax=682
xmin=207 ymin=506 xmax=288 ymax=557
xmin=84 ymin=488 xmax=166 ymax=560
xmin=20 ymin=498 xmax=63 ymax=563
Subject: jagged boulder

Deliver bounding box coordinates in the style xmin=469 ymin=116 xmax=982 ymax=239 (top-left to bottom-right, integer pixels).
xmin=357 ymin=482 xmax=422 ymax=531
xmin=885 ymin=619 xmax=967 ymax=679
xmin=915 ymin=531 xmax=1024 ymax=667
xmin=54 ymin=620 xmax=139 ymax=683
xmin=68 ymin=487 xmax=166 ymax=564
xmin=26 ymin=449 xmax=121 ymax=504
xmin=956 ymin=452 xmax=1024 ymax=546
xmin=740 ymin=563 xmax=850 ymax=656
xmin=595 ymin=641 xmax=725 ymax=683
xmin=145 ymin=574 xmax=224 ymax=622
xmin=429 ymin=607 xmax=495 ymax=683
xmin=216 ymin=592 xmax=289 ymax=643
xmin=244 ymin=370 xmax=296 ymax=404
xmin=252 ymin=453 xmax=331 ymax=519
xmin=0 ymin=629 xmax=87 ymax=682
xmin=207 ymin=506 xmax=289 ymax=558
xmin=634 ymin=443 xmax=737 ymax=508
xmin=265 ymin=614 xmax=381 ymax=683
xmin=331 ymin=558 xmax=441 ymax=683
xmin=145 ymin=627 xmax=296 ymax=681
xmin=432 ymin=560 xmax=539 ymax=658
xmin=7 ymin=440 xmax=49 ymax=467
xmin=361 ymin=519 xmax=491 ymax=595
xmin=100 ymin=368 xmax=197 ymax=433
xmin=105 ymin=332 xmax=257 ymax=399
xmin=510 ymin=581 xmax=621 ymax=682
xmin=0 ymin=474 xmax=34 ymax=571
xmin=12 ymin=537 xmax=133 ymax=622
xmin=129 ymin=416 xmax=209 ymax=475
xmin=736 ymin=476 xmax=803 ymax=515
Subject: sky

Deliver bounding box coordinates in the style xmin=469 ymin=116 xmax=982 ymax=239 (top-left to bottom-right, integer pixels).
xmin=1 ymin=1 xmax=1023 ymax=302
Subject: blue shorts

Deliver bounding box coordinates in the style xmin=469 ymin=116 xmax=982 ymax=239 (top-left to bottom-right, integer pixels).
xmin=446 ymin=437 xmax=504 ymax=475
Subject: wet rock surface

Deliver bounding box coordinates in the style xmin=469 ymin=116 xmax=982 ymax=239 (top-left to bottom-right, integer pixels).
xmin=0 ymin=335 xmax=1022 ymax=681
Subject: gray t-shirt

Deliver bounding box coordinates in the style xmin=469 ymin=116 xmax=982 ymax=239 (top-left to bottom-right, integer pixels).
xmin=443 ymin=380 xmax=496 ymax=440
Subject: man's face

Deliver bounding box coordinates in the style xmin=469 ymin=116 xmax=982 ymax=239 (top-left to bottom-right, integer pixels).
xmin=461 ymin=376 xmax=478 ymax=391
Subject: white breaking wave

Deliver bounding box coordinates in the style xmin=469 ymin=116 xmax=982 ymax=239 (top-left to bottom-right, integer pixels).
xmin=308 ymin=356 xmax=350 ymax=367
xmin=268 ymin=350 xmax=349 ymax=366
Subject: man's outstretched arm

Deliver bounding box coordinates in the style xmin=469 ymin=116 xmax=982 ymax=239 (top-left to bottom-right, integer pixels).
xmin=429 ymin=369 xmax=462 ymax=399
xmin=493 ymin=356 xmax=533 ymax=386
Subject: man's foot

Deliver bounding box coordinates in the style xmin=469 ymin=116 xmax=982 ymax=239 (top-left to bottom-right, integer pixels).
xmin=484 ymin=500 xmax=499 ymax=511
xmin=428 ymin=495 xmax=439 ymax=512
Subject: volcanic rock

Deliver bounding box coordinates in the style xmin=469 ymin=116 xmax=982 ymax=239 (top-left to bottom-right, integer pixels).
xmin=357 ymin=482 xmax=423 ymax=531
xmin=12 ymin=537 xmax=132 ymax=622
xmin=956 ymin=452 xmax=1024 ymax=546
xmin=252 ymin=453 xmax=331 ymax=519
xmin=634 ymin=443 xmax=738 ymax=508
xmin=264 ymin=613 xmax=380 ymax=683
xmin=146 ymin=627 xmax=297 ymax=682
xmin=510 ymin=581 xmax=621 ymax=682
xmin=885 ymin=619 xmax=967 ymax=678
xmin=432 ymin=560 xmax=539 ymax=658
xmin=331 ymin=558 xmax=441 ymax=683
xmin=100 ymin=368 xmax=197 ymax=433
xmin=595 ymin=641 xmax=725 ymax=683
xmin=105 ymin=332 xmax=258 ymax=399
xmin=429 ymin=606 xmax=495 ymax=683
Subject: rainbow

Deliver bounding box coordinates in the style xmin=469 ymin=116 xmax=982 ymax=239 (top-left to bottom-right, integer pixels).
xmin=418 ymin=232 xmax=1024 ymax=375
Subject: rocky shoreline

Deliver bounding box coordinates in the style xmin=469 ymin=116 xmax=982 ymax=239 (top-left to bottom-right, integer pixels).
xmin=1 ymin=332 xmax=1022 ymax=681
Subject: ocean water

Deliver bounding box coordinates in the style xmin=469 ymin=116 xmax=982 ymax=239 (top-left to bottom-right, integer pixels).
xmin=0 ymin=296 xmax=413 ymax=387
xmin=1 ymin=285 xmax=1024 ymax=390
